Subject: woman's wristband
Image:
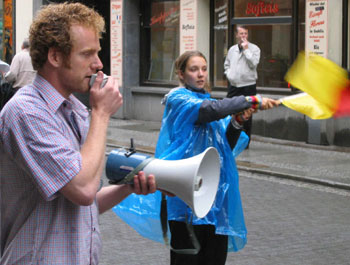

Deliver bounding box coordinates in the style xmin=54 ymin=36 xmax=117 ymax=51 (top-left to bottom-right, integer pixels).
xmin=245 ymin=95 xmax=262 ymax=110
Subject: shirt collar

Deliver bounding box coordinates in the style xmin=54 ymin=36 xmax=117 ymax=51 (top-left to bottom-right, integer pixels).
xmin=32 ymin=74 xmax=89 ymax=120
xmin=185 ymin=85 xmax=206 ymax=94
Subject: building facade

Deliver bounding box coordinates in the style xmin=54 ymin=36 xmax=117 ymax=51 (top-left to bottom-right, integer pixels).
xmin=12 ymin=0 xmax=350 ymax=146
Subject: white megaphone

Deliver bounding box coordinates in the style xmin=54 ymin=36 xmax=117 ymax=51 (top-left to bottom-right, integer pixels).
xmin=106 ymin=145 xmax=220 ymax=218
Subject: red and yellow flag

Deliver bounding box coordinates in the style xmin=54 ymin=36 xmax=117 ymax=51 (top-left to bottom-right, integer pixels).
xmin=281 ymin=52 xmax=350 ymax=119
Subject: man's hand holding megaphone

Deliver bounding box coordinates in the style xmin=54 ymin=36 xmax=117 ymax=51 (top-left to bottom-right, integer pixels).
xmin=126 ymin=171 xmax=156 ymax=195
xmin=126 ymin=171 xmax=175 ymax=197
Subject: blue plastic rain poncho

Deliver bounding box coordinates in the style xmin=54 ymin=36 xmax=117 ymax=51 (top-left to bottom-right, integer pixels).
xmin=113 ymin=87 xmax=248 ymax=252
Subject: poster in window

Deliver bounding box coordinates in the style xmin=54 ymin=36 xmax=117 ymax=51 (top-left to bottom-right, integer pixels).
xmin=148 ymin=1 xmax=179 ymax=82
xmin=305 ymin=0 xmax=328 ymax=58
xmin=3 ymin=0 xmax=13 ymax=63
xmin=110 ymin=0 xmax=123 ymax=86
xmin=180 ymin=0 xmax=197 ymax=54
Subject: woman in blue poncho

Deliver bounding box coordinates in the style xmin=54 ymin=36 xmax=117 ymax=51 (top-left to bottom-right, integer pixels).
xmin=156 ymin=51 xmax=279 ymax=265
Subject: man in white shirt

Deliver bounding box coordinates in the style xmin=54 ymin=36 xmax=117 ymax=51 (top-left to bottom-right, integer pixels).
xmin=224 ymin=25 xmax=260 ymax=148
xmin=5 ymin=39 xmax=36 ymax=90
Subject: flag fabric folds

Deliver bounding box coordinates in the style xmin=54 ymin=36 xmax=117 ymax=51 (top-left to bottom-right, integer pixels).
xmin=282 ymin=51 xmax=350 ymax=119
xmin=281 ymin=92 xmax=333 ymax=120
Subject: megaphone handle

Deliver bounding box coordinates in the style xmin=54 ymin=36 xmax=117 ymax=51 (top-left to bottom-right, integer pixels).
xmin=114 ymin=157 xmax=154 ymax=185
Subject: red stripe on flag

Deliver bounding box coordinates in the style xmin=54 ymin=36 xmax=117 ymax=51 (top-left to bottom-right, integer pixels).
xmin=334 ymin=85 xmax=350 ymax=117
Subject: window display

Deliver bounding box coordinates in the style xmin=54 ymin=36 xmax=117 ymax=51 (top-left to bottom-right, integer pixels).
xmin=212 ymin=0 xmax=229 ymax=88
xmin=2 ymin=0 xmax=13 ymax=63
xmin=212 ymin=0 xmax=305 ymax=89
xmin=251 ymin=24 xmax=292 ymax=88
xmin=141 ymin=0 xmax=180 ymax=84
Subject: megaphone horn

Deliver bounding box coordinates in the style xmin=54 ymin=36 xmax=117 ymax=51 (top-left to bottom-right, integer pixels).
xmin=106 ymin=147 xmax=221 ymax=218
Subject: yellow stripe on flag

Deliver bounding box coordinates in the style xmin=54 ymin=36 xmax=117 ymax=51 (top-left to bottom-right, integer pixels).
xmin=281 ymin=93 xmax=334 ymax=120
xmin=285 ymin=52 xmax=348 ymax=111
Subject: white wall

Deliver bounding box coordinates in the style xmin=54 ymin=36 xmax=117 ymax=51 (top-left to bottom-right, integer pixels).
xmin=327 ymin=0 xmax=342 ymax=64
xmin=15 ymin=0 xmax=33 ymax=53
xmin=325 ymin=0 xmax=346 ymax=145
xmin=197 ymin=0 xmax=210 ymax=62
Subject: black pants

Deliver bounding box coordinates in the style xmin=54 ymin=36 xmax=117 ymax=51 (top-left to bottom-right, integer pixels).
xmin=227 ymin=84 xmax=257 ymax=146
xmin=169 ymin=221 xmax=228 ymax=265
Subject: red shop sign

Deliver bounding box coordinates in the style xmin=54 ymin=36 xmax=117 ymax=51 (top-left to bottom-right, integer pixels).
xmin=150 ymin=7 xmax=179 ymax=26
xmin=246 ymin=1 xmax=279 ymax=17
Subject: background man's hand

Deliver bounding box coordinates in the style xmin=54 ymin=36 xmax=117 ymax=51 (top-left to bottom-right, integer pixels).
xmin=241 ymin=38 xmax=249 ymax=50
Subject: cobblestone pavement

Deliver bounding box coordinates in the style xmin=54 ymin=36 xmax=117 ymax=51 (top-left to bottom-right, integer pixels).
xmin=99 ymin=170 xmax=350 ymax=265
xmin=99 ymin=118 xmax=350 ymax=265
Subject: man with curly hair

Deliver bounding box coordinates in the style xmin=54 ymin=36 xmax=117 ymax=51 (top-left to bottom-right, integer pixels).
xmin=0 ymin=3 xmax=156 ymax=264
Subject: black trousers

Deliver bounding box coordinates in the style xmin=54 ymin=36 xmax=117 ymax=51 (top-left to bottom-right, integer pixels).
xmin=169 ymin=221 xmax=228 ymax=265
xmin=227 ymin=84 xmax=257 ymax=145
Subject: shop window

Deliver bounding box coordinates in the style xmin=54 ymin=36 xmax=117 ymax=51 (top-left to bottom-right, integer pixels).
xmin=252 ymin=24 xmax=292 ymax=88
xmin=212 ymin=0 xmax=229 ymax=88
xmin=140 ymin=0 xmax=180 ymax=86
xmin=234 ymin=0 xmax=294 ymax=89
xmin=1 ymin=0 xmax=13 ymax=63
xmin=212 ymin=0 xmax=305 ymax=90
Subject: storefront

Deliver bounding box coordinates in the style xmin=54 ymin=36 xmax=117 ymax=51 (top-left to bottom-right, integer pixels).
xmin=138 ymin=0 xmax=305 ymax=91
xmin=25 ymin=0 xmax=349 ymax=146
xmin=132 ymin=0 xmax=350 ymax=146
xmin=214 ymin=0 xmax=304 ymax=91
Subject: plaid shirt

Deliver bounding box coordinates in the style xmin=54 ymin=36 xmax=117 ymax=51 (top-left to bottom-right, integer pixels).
xmin=0 ymin=75 xmax=101 ymax=264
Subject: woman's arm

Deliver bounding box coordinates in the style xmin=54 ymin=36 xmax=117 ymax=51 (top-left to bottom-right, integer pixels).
xmin=197 ymin=95 xmax=279 ymax=124
xmin=197 ymin=95 xmax=250 ymax=124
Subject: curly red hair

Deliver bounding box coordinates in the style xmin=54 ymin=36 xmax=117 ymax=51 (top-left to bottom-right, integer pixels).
xmin=29 ymin=2 xmax=105 ymax=70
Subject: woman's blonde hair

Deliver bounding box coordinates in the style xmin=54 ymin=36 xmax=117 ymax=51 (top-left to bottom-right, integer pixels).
xmin=175 ymin=50 xmax=211 ymax=92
